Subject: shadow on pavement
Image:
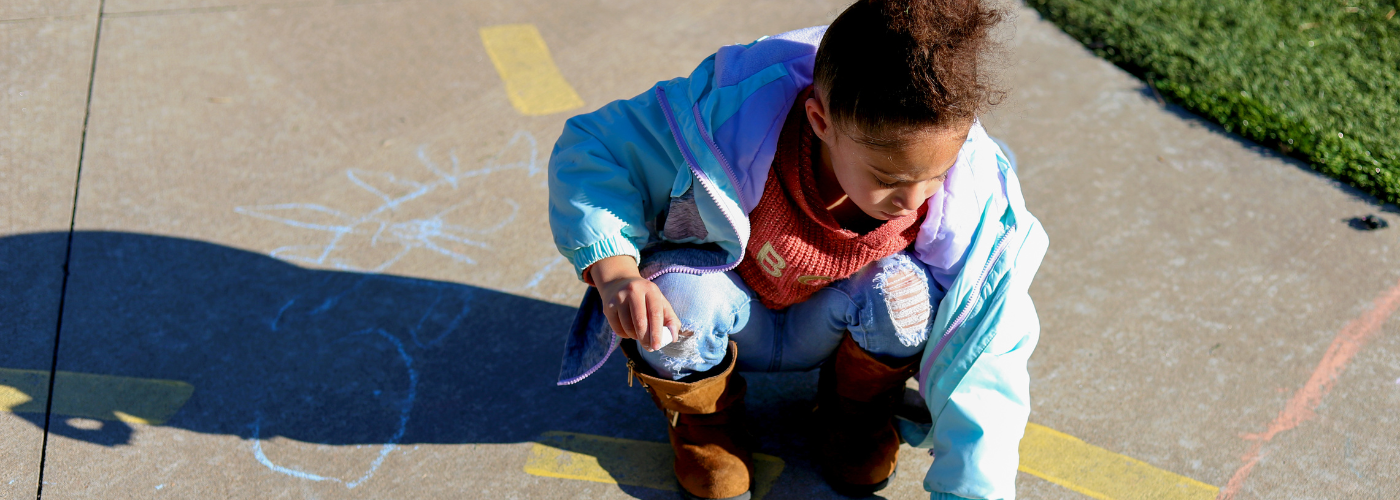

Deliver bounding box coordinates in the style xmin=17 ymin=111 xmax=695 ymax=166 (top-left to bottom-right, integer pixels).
xmin=4 ymin=231 xmax=666 ymax=448
xmin=3 ymin=231 xmax=881 ymax=499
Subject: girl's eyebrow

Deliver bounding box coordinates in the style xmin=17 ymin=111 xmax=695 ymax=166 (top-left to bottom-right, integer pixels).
xmin=868 ymin=163 xmax=949 ymax=183
xmin=868 ymin=163 xmax=914 ymax=182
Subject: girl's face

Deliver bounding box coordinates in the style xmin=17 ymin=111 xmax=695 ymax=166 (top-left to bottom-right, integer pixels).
xmin=805 ymin=94 xmax=967 ymax=220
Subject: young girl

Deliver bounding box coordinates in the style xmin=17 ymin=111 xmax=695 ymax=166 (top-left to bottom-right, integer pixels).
xmin=549 ymin=1 xmax=1047 ymax=498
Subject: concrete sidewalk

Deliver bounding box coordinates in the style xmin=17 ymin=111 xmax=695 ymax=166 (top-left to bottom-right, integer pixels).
xmin=2 ymin=0 xmax=1397 ymax=498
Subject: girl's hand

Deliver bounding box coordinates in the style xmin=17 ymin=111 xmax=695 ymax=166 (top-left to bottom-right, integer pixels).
xmin=589 ymin=256 xmax=682 ymax=351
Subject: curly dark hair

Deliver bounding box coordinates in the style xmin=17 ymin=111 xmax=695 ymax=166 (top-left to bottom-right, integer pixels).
xmin=814 ymin=0 xmax=1008 ymax=149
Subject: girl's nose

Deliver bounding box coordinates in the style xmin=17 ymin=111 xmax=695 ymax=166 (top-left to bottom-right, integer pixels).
xmin=890 ymin=193 xmax=917 ymax=214
xmin=893 ymin=183 xmax=938 ymax=212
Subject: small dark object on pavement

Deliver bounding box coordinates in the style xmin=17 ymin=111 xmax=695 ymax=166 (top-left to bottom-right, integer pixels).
xmin=1347 ymin=214 xmax=1389 ymax=231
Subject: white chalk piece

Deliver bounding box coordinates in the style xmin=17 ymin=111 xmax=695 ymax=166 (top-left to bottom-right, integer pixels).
xmin=655 ymin=326 xmax=674 ymax=349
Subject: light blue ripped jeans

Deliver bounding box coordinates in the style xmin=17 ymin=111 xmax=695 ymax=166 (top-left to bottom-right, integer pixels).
xmin=638 ymin=251 xmax=943 ymax=380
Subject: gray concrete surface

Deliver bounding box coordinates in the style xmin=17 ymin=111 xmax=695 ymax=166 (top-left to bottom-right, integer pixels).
xmin=3 ymin=0 xmax=1398 ymax=498
xmin=988 ymin=10 xmax=1400 ymax=498
xmin=1 ymin=1 xmax=98 ymax=497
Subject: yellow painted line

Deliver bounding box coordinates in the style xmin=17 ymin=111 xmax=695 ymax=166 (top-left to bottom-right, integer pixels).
xmin=0 ymin=368 xmax=194 ymax=425
xmin=524 ymin=431 xmax=785 ymax=500
xmin=1019 ymin=422 xmax=1219 ymax=500
xmin=480 ymin=24 xmax=585 ymax=116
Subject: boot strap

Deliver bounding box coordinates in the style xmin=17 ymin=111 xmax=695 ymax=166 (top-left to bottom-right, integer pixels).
xmin=671 ymin=408 xmax=743 ymax=426
xmin=626 ymin=359 xmax=650 ymax=389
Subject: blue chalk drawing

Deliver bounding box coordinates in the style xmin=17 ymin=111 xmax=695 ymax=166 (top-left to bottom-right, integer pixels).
xmin=275 ymin=273 xmax=476 ymax=349
xmin=249 ymin=328 xmax=417 ymax=489
xmin=520 ymin=255 xmax=567 ymax=291
xmin=236 ymin=132 xmax=583 ymax=488
xmin=270 ymin=299 xmax=296 ymax=332
xmin=235 ymin=131 xmax=541 ymax=273
xmin=404 ymin=283 xmax=471 ymax=349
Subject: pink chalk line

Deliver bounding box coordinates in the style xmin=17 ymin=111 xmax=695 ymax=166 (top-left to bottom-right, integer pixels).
xmin=1217 ymin=278 xmax=1400 ymax=499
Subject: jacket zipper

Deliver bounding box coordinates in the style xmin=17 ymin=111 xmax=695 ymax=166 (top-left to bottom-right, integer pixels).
xmin=561 ymin=331 xmax=621 ymax=386
xmin=653 ymin=86 xmax=747 ymax=278
xmin=927 ymin=223 xmax=1017 ymax=362
xmin=691 ymin=104 xmax=751 ymax=210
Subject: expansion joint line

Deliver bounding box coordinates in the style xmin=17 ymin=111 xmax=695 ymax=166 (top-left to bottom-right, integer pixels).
xmin=36 ymin=1 xmax=106 ymax=498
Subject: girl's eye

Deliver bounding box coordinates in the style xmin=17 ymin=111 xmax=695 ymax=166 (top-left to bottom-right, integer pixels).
xmin=876 ymin=178 xmax=898 ymax=188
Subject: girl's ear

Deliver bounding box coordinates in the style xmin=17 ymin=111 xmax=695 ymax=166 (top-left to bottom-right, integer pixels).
xmin=805 ymin=93 xmax=835 ymax=143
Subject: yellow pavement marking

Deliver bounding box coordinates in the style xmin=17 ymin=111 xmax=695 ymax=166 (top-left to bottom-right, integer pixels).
xmin=0 ymin=368 xmax=194 ymax=425
xmin=524 ymin=431 xmax=785 ymax=499
xmin=1019 ymin=423 xmax=1219 ymax=500
xmin=480 ymin=24 xmax=585 ymax=116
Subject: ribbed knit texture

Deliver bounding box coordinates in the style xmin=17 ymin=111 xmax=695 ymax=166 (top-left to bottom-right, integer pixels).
xmin=735 ymin=88 xmax=926 ymax=310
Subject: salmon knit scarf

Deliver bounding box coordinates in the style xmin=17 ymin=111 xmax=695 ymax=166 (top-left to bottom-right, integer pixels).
xmin=735 ymin=88 xmax=926 ymax=310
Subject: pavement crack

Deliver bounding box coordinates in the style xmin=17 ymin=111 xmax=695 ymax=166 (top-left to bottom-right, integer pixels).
xmin=34 ymin=1 xmax=106 ymax=498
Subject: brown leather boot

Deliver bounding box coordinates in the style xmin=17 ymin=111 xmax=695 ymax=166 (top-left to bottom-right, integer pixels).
xmin=621 ymin=339 xmax=755 ymax=500
xmin=815 ymin=334 xmax=920 ymax=497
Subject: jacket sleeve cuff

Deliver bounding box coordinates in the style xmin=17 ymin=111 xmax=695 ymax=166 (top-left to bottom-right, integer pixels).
xmin=567 ymin=235 xmax=642 ymax=285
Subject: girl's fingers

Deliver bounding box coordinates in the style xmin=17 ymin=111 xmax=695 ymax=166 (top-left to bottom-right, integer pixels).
xmin=601 ymin=279 xmax=677 ymax=350
xmin=663 ymin=302 xmax=682 ymax=341
xmin=604 ymin=304 xmax=631 ymax=340
xmin=629 ymin=293 xmax=651 ymax=350
xmin=648 ymin=291 xmax=667 ymax=350
xmin=605 ymin=289 xmax=637 ymax=340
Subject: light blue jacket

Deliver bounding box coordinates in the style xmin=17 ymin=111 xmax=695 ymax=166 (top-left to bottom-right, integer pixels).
xmin=548 ymin=26 xmax=1048 ymax=500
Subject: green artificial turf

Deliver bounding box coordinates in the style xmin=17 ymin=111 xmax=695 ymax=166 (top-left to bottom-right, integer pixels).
xmin=1025 ymin=0 xmax=1400 ymax=203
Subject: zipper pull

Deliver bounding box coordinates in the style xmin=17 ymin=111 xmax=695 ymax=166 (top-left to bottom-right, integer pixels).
xmin=669 ymin=410 xmax=679 ymax=427
xmin=627 ymin=360 xmax=635 ymax=388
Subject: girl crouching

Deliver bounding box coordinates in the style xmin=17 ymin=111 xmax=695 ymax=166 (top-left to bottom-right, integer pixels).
xmin=549 ymin=1 xmax=1047 ymax=498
